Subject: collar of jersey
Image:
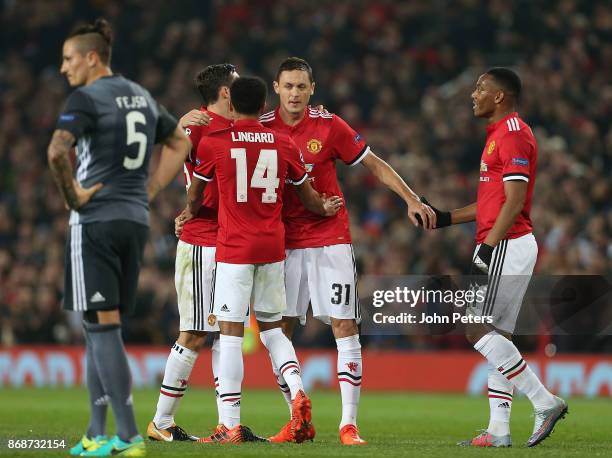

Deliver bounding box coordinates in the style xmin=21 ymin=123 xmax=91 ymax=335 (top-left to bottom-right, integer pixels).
xmin=486 ymin=111 xmax=518 ymax=134
xmin=203 ymin=108 xmax=232 ymax=126
xmin=274 ymin=106 xmax=311 ymax=132
xmin=233 ymin=119 xmax=263 ymax=128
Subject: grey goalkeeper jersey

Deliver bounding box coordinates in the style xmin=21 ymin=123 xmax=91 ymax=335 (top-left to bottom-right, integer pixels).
xmin=56 ymin=75 xmax=177 ymax=226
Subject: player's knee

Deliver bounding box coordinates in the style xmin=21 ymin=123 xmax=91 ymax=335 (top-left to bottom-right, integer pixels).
xmin=331 ymin=318 xmax=358 ymax=338
xmin=177 ymin=331 xmax=207 ymax=352
xmin=280 ymin=316 xmax=297 ymax=339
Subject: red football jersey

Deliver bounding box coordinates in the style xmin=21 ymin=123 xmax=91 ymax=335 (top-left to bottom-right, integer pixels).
xmin=193 ymin=119 xmax=307 ymax=264
xmin=260 ymin=107 xmax=370 ymax=249
xmin=476 ymin=112 xmax=537 ymax=243
xmin=179 ymin=108 xmax=232 ymax=246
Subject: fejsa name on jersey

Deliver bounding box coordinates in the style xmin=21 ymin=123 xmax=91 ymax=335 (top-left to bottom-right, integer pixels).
xmin=115 ymin=95 xmax=148 ymax=109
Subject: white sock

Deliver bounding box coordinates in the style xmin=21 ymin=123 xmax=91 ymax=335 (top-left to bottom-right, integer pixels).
xmin=487 ymin=363 xmax=513 ymax=436
xmin=153 ymin=342 xmax=198 ymax=429
xmin=219 ymin=334 xmax=243 ymax=428
xmin=336 ymin=335 xmax=362 ymax=429
xmin=475 ymin=332 xmax=556 ymax=410
xmin=260 ymin=327 xmax=304 ymax=399
xmin=267 ymin=351 xmax=292 ymax=417
xmin=211 ymin=336 xmax=223 ymax=425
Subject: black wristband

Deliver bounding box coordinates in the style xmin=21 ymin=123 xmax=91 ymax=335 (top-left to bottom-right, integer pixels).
xmin=420 ymin=197 xmax=451 ymax=229
xmin=436 ymin=210 xmax=451 ymax=228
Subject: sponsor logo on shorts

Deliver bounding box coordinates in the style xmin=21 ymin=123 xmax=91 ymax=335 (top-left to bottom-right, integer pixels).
xmin=208 ymin=314 xmax=217 ymax=326
xmin=220 ymin=304 xmax=230 ymax=312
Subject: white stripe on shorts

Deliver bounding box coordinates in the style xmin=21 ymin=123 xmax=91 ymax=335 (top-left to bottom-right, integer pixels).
xmin=71 ymin=225 xmax=87 ymax=311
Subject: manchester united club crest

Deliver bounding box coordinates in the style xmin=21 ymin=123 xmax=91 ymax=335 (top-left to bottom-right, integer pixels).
xmin=346 ymin=361 xmax=359 ymax=372
xmin=306 ymin=138 xmax=323 ymax=154
xmin=208 ymin=314 xmax=217 ymax=326
xmin=487 ymin=140 xmax=496 ymax=155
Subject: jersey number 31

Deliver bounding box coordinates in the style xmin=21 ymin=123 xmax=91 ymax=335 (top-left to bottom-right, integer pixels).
xmin=231 ymin=148 xmax=280 ymax=203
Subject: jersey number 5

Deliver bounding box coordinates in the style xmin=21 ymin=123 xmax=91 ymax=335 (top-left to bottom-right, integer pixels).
xmin=231 ymin=148 xmax=280 ymax=203
xmin=123 ymin=111 xmax=147 ymax=170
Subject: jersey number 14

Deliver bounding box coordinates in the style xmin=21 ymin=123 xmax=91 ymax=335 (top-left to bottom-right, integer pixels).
xmin=231 ymin=148 xmax=280 ymax=203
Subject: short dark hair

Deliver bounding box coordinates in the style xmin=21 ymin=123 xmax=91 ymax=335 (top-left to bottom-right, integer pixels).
xmin=67 ymin=18 xmax=113 ymax=65
xmin=486 ymin=67 xmax=522 ymax=99
xmin=275 ymin=57 xmax=314 ymax=83
xmin=194 ymin=63 xmax=236 ymax=106
xmin=230 ymin=76 xmax=268 ymax=115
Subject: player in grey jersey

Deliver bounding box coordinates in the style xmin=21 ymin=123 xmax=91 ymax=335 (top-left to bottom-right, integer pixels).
xmin=47 ymin=18 xmax=191 ymax=457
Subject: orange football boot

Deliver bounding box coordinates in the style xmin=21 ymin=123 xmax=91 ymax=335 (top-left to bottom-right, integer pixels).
xmin=290 ymin=390 xmax=313 ymax=444
xmin=269 ymin=420 xmax=292 ymax=443
xmin=269 ymin=419 xmax=316 ymax=443
xmin=339 ymin=424 xmax=367 ymax=445
xmin=197 ymin=425 xmax=267 ymax=444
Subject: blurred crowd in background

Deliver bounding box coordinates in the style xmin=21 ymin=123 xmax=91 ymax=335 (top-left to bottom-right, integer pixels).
xmin=0 ymin=0 xmax=610 ymax=350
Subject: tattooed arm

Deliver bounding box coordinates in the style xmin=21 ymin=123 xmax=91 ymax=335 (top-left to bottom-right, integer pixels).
xmin=47 ymin=129 xmax=102 ymax=210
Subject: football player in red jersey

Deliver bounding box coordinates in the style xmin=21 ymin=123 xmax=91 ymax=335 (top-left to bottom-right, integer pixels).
xmin=421 ymin=68 xmax=567 ymax=448
xmin=260 ymin=57 xmax=435 ymax=445
xmin=183 ymin=76 xmax=343 ymax=444
xmin=148 ymin=64 xmax=239 ymax=442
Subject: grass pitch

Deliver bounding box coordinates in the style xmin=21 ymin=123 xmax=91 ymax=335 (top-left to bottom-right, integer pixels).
xmin=0 ymin=388 xmax=610 ymax=457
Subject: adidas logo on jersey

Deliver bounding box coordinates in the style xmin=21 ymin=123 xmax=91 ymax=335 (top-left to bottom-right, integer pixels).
xmin=220 ymin=304 xmax=230 ymax=312
xmin=90 ymin=292 xmax=106 ymax=303
xmin=498 ymin=402 xmax=511 ymax=408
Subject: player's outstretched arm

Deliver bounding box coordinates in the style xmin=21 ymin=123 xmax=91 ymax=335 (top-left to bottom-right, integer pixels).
xmin=295 ymin=181 xmax=343 ymax=216
xmin=47 ymin=129 xmax=103 ymax=210
xmin=148 ymin=126 xmax=191 ymax=202
xmin=360 ymin=151 xmax=436 ymax=229
xmin=416 ymin=198 xmax=476 ymax=228
xmin=450 ymin=202 xmax=477 ymax=225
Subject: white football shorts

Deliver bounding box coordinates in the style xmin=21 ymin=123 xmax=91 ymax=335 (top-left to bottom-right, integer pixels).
xmin=285 ymin=243 xmax=360 ymax=325
xmin=212 ymin=261 xmax=286 ymax=323
xmin=175 ymin=240 xmax=219 ymax=332
xmin=467 ymin=233 xmax=538 ymax=333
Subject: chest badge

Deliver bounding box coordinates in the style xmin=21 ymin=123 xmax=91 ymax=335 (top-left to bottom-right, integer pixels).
xmin=306 ymin=138 xmax=323 ymax=154
xmin=480 ymin=160 xmax=488 ymax=172
xmin=487 ymin=140 xmax=496 ymax=155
